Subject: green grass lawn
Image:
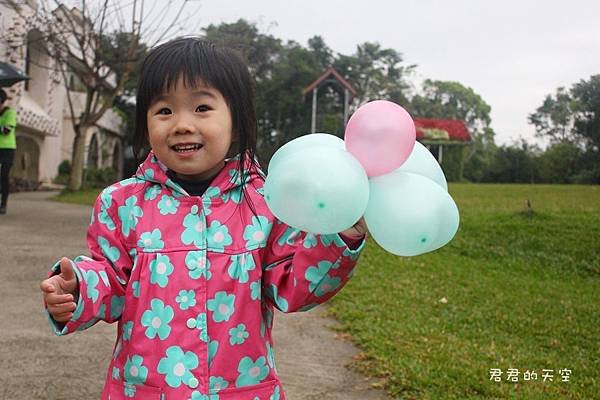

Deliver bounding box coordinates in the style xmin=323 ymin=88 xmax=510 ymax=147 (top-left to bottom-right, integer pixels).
xmin=54 ymin=184 xmax=599 ymax=398
xmin=329 ymin=184 xmax=599 ymax=399
xmin=53 ymin=187 xmax=102 ymax=205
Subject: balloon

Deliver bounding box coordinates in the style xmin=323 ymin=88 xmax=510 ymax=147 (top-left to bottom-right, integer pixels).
xmin=344 ymin=100 xmax=416 ymax=177
xmin=364 ymin=171 xmax=459 ymax=256
xmin=268 ymin=133 xmax=345 ymax=174
xmin=264 ymin=146 xmax=369 ymax=234
xmin=397 ymin=141 xmax=448 ymax=191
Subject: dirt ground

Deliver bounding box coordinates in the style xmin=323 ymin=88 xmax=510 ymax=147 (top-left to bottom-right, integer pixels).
xmin=0 ymin=191 xmax=390 ymax=400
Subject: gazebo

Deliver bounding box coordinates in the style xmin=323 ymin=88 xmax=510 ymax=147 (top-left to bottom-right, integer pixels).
xmin=302 ymin=67 xmax=357 ymax=133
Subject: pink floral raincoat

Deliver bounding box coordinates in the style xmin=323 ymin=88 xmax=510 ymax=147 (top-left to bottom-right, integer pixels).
xmin=46 ymin=152 xmax=365 ymax=400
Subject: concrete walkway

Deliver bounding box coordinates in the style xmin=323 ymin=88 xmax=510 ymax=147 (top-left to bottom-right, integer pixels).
xmin=0 ymin=191 xmax=391 ymax=400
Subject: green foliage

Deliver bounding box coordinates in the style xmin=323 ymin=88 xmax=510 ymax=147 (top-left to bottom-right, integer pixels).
xmin=58 ymin=159 xmax=71 ymax=175
xmin=330 ymin=184 xmax=600 ymax=399
xmin=82 ymin=167 xmax=118 ymax=188
xmin=572 ymin=74 xmax=600 ymax=151
xmin=528 ymin=87 xmax=576 ymax=143
xmin=440 ymin=146 xmax=466 ymax=182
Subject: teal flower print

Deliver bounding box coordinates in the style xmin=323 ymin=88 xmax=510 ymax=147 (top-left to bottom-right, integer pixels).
xmin=343 ymin=246 xmax=361 ymax=261
xmin=303 ymin=234 xmax=318 ymax=249
xmin=277 ymin=226 xmax=301 ymax=246
xmin=202 ymin=186 xmax=221 ymax=215
xmin=185 ymin=251 xmax=211 ymax=280
xmin=149 ymin=253 xmax=174 ymax=288
xmin=98 ymin=206 xmax=116 ymax=231
xmin=229 ymin=323 xmax=249 ymax=345
xmin=157 ymin=346 xmax=199 ymax=388
xmin=320 ymin=234 xmax=346 ymax=248
xmin=227 ymin=253 xmax=255 ymax=283
xmin=188 ymin=312 xmax=208 ymax=342
xmin=210 ymin=376 xmax=229 ymax=392
xmin=181 ymin=205 xmax=205 ymax=247
xmin=124 ymin=382 xmax=136 ymax=397
xmin=118 ymin=195 xmax=143 ymax=237
xmin=144 ymin=185 xmax=161 ymax=201
xmin=222 ymin=187 xmax=243 ymax=204
xmin=207 ymin=221 xmax=232 ymax=251
xmin=235 ymin=356 xmax=269 ymax=387
xmin=243 ymin=216 xmax=271 ymax=249
xmin=138 ymin=229 xmax=165 ymax=251
xmin=110 ymin=295 xmax=125 ymax=319
xmin=208 ymin=340 xmax=219 ymax=368
xmin=131 ymin=281 xmax=140 ymax=298
xmin=98 ymin=236 xmax=121 ymax=263
xmin=189 ymin=392 xmax=219 ymax=400
xmin=176 ymin=289 xmax=196 ymax=310
xmin=305 ymin=261 xmax=341 ymax=297
xmin=123 ymin=321 xmax=133 ymax=341
xmin=250 ymin=281 xmax=261 ymax=301
xmin=207 ymin=291 xmax=235 ymax=322
xmin=112 ymin=366 xmax=120 ymax=380
xmin=264 ymin=284 xmax=288 ymax=312
xmin=141 ymin=299 xmax=174 ymax=340
xmin=82 ymin=269 xmax=100 ymax=302
xmin=158 ymin=194 xmax=180 ymax=215
xmin=124 ymin=354 xmax=148 ymax=385
xmin=266 ymin=341 xmax=275 ymax=369
xmin=270 ymin=385 xmax=281 ymax=400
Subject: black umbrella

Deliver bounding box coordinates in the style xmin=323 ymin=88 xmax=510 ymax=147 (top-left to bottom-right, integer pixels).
xmin=0 ymin=61 xmax=30 ymax=87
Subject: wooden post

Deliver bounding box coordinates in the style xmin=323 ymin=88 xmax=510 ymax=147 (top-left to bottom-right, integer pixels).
xmin=311 ymin=88 xmax=318 ymax=133
xmin=343 ymin=88 xmax=349 ymax=126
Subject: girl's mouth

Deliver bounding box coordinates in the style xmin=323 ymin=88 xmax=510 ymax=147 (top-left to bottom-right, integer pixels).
xmin=171 ymin=143 xmax=203 ymax=153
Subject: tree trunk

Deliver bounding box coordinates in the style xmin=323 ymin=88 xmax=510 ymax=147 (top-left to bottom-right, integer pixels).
xmin=67 ymin=125 xmax=88 ymax=191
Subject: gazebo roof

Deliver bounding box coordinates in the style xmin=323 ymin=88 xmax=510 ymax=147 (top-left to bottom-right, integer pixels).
xmin=302 ymin=67 xmax=357 ymax=97
xmin=414 ymin=118 xmax=471 ymax=142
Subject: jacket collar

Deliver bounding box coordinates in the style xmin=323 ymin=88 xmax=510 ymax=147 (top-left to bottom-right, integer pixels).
xmin=134 ymin=150 xmax=265 ymax=197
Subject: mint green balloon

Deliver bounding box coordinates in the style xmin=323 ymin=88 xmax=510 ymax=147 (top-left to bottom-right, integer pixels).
xmin=264 ymin=146 xmax=369 ymax=234
xmin=364 ymin=171 xmax=459 ymax=256
xmin=268 ymin=133 xmax=345 ymax=174
xmin=397 ymin=141 xmax=448 ymax=191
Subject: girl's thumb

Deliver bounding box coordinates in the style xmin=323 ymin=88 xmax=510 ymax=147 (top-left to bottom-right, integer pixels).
xmin=59 ymin=258 xmax=76 ymax=281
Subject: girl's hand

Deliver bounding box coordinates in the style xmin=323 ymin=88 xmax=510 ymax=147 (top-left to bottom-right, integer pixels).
xmin=40 ymin=258 xmax=79 ymax=323
xmin=340 ymin=217 xmax=368 ymax=240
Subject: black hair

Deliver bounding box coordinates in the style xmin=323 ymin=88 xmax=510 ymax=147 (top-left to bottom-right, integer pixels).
xmin=133 ymin=37 xmax=259 ymax=212
xmin=0 ymin=89 xmax=7 ymax=103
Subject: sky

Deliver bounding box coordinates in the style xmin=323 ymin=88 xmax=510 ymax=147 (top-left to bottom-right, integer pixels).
xmin=158 ymin=0 xmax=600 ymax=146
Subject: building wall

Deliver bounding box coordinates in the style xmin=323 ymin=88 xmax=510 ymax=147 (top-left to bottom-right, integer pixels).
xmin=0 ymin=3 xmax=123 ymax=184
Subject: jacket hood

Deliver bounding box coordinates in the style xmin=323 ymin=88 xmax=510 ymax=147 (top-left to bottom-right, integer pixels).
xmin=133 ymin=150 xmax=265 ymax=198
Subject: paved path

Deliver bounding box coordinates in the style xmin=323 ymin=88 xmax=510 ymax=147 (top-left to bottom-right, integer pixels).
xmin=0 ymin=191 xmax=391 ymax=400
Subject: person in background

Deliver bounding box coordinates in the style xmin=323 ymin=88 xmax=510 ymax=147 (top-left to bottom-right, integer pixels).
xmin=0 ymin=88 xmax=17 ymax=215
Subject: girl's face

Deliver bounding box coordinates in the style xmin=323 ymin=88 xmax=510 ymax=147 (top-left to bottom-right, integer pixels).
xmin=147 ymin=77 xmax=234 ymax=181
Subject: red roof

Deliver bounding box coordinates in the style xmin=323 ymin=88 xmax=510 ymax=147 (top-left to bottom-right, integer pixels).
xmin=303 ymin=67 xmax=357 ymax=97
xmin=413 ymin=118 xmax=471 ymax=142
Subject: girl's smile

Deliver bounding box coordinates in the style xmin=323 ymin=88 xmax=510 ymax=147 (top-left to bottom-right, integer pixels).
xmin=147 ymin=77 xmax=234 ymax=181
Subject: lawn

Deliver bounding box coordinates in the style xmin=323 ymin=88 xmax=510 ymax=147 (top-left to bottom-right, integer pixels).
xmin=54 ymin=184 xmax=599 ymax=399
xmin=329 ymin=184 xmax=599 ymax=399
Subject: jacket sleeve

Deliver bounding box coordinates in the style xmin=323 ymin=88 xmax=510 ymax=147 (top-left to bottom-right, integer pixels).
xmin=46 ymin=187 xmax=132 ymax=335
xmin=260 ymin=219 xmax=365 ymax=313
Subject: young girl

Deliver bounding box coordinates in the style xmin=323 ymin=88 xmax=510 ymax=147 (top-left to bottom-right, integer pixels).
xmin=40 ymin=37 xmax=367 ymax=400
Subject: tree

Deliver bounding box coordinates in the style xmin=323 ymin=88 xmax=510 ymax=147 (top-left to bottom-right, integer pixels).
xmin=333 ymin=42 xmax=415 ymax=107
xmin=572 ymin=74 xmax=600 ymax=152
xmin=410 ymin=79 xmax=496 ymax=181
xmin=6 ymin=0 xmax=196 ymax=190
xmin=528 ymin=87 xmax=577 ymax=143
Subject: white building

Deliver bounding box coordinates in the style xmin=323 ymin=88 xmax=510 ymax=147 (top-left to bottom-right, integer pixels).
xmin=0 ymin=1 xmax=124 ymax=186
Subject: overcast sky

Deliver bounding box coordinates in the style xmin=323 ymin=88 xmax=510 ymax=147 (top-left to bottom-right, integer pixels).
xmin=168 ymin=0 xmax=599 ymax=146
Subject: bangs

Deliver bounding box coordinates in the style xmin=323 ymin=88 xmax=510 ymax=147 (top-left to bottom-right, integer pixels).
xmin=140 ymin=39 xmax=224 ymax=104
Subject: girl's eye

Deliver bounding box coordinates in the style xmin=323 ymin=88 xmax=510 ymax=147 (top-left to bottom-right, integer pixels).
xmin=157 ymin=107 xmax=171 ymax=115
xmin=196 ymin=105 xmax=210 ymax=112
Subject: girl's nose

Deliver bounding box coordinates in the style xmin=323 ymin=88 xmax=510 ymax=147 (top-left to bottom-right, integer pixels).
xmin=174 ymin=113 xmax=195 ymax=134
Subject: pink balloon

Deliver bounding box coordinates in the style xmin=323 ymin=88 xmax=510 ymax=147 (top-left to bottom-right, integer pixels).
xmin=344 ymin=100 xmax=416 ymax=177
